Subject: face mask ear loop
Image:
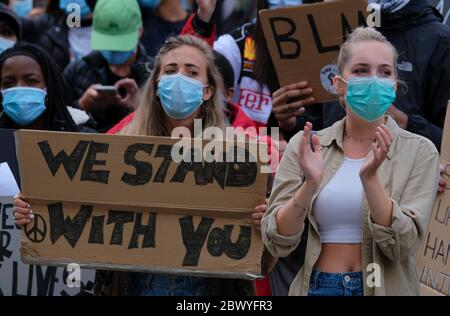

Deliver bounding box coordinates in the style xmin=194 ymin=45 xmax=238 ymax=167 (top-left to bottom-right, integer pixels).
xmin=337 ymin=75 xmax=348 ymax=85
xmin=203 ymin=84 xmax=213 ymax=101
xmin=335 ymin=76 xmax=347 ymax=101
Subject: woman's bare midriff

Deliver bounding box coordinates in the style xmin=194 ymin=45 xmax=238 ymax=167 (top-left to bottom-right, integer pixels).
xmin=314 ymin=243 xmax=363 ymax=273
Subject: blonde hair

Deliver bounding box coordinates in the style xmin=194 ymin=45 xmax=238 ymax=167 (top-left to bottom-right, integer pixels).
xmin=337 ymin=27 xmax=399 ymax=78
xmin=120 ymin=35 xmax=227 ymax=137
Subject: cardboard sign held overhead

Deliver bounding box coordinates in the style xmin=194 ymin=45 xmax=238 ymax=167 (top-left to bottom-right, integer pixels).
xmin=259 ymin=0 xmax=369 ymax=103
xmin=416 ymin=101 xmax=450 ymax=296
xmin=15 ymin=130 xmax=268 ymax=279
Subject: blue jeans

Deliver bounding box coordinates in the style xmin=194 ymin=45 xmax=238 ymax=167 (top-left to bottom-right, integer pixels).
xmin=307 ymin=270 xmax=364 ymax=296
xmin=123 ymin=273 xmax=211 ymax=296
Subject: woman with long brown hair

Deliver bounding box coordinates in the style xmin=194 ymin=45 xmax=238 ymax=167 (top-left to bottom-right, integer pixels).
xmin=14 ymin=34 xmax=259 ymax=296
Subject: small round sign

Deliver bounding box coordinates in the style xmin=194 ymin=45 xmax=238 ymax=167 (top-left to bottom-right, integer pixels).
xmin=320 ymin=64 xmax=339 ymax=95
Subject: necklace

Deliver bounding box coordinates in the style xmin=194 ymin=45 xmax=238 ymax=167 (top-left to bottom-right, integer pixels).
xmin=344 ymin=124 xmax=376 ymax=143
xmin=343 ymin=117 xmax=388 ymax=143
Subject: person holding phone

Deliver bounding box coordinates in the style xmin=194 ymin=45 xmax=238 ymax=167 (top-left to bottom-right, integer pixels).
xmin=63 ymin=0 xmax=152 ymax=133
xmin=63 ymin=0 xmax=215 ymax=133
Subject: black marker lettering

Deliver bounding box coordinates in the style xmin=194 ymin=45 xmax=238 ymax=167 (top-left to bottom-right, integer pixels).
xmin=0 ymin=231 xmax=12 ymax=262
xmin=269 ymin=17 xmax=301 ymax=59
xmin=88 ymin=215 xmax=105 ymax=244
xmin=179 ymin=216 xmax=214 ymax=266
xmin=1 ymin=203 xmax=14 ymax=230
xmin=38 ymin=140 xmax=89 ymax=180
xmin=121 ymin=143 xmax=154 ymax=186
xmin=307 ymin=14 xmax=339 ymax=54
xmin=207 ymin=227 xmax=226 ymax=257
xmin=48 ymin=203 xmax=92 ymax=248
xmin=80 ymin=142 xmax=110 ymax=184
xmin=153 ymin=145 xmax=174 ymax=183
xmin=223 ymin=225 xmax=252 ymax=260
xmin=128 ymin=212 xmax=156 ymax=249
xmin=107 ymin=211 xmax=134 ymax=245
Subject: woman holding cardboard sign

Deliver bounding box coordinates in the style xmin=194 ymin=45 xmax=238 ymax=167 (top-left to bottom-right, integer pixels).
xmin=14 ymin=34 xmax=261 ymax=296
xmin=262 ymin=27 xmax=441 ymax=296
xmin=119 ymin=34 xmax=263 ymax=296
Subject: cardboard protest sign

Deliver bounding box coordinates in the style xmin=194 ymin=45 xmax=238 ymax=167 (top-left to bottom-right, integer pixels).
xmin=259 ymin=0 xmax=369 ymax=103
xmin=0 ymin=196 xmax=96 ymax=296
xmin=15 ymin=130 xmax=268 ymax=279
xmin=416 ymin=101 xmax=450 ymax=296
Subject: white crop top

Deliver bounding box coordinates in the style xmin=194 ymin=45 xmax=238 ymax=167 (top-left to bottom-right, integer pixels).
xmin=312 ymin=157 xmax=364 ymax=243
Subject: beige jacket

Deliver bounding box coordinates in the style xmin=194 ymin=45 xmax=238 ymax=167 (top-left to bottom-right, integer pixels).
xmin=262 ymin=116 xmax=440 ymax=296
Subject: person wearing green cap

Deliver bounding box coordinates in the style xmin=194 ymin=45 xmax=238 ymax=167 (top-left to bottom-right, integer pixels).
xmin=63 ymin=0 xmax=153 ymax=133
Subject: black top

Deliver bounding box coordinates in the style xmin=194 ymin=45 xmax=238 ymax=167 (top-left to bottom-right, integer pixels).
xmin=140 ymin=8 xmax=187 ymax=58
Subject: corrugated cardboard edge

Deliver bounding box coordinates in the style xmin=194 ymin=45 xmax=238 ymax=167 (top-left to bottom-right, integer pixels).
xmin=20 ymin=255 xmax=264 ymax=281
xmin=22 ymin=199 xmax=257 ymax=217
xmin=420 ymin=283 xmax=445 ymax=296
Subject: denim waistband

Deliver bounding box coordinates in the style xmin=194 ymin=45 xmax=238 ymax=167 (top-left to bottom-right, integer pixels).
xmin=310 ymin=269 xmax=363 ymax=287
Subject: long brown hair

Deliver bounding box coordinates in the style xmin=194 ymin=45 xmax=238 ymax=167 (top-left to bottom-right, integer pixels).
xmin=120 ymin=35 xmax=227 ymax=137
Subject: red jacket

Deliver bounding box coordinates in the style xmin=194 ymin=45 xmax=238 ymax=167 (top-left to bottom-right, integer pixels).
xmin=108 ymin=102 xmax=258 ymax=134
xmin=180 ymin=14 xmax=216 ymax=47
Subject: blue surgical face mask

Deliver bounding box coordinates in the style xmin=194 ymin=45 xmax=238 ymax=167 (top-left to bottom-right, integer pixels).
xmin=1 ymin=87 xmax=47 ymax=126
xmin=157 ymin=73 xmax=207 ymax=120
xmin=12 ymin=0 xmax=33 ymax=17
xmin=100 ymin=49 xmax=135 ymax=66
xmin=268 ymin=0 xmax=303 ymax=9
xmin=342 ymin=76 xmax=396 ymax=123
xmin=59 ymin=0 xmax=92 ymax=18
xmin=0 ymin=37 xmax=15 ymax=54
xmin=138 ymin=0 xmax=161 ymax=9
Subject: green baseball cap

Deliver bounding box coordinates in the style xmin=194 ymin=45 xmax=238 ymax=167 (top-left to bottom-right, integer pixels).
xmin=91 ymin=0 xmax=142 ymax=52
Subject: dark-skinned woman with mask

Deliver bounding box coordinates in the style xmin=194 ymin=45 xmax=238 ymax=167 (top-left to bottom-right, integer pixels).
xmin=0 ymin=42 xmax=91 ymax=196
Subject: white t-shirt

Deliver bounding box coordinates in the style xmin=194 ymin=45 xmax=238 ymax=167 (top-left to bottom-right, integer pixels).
xmin=0 ymin=162 xmax=19 ymax=196
xmin=312 ymin=157 xmax=364 ymax=244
